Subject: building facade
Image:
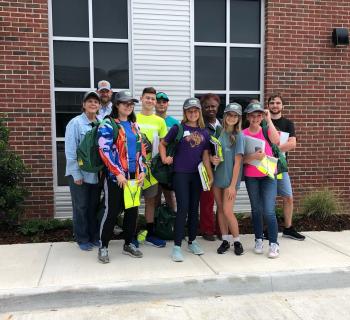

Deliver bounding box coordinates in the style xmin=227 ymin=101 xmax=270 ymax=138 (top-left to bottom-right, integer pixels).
xmin=1 ymin=0 xmax=349 ymax=218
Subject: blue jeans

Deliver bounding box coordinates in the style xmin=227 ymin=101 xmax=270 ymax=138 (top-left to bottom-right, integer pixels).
xmin=173 ymin=172 xmax=202 ymax=246
xmin=68 ymin=176 xmax=100 ymax=244
xmin=245 ymin=176 xmax=278 ymax=244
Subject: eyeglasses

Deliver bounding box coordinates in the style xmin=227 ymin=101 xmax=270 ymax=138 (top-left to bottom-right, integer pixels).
xmin=120 ymin=102 xmax=135 ymax=107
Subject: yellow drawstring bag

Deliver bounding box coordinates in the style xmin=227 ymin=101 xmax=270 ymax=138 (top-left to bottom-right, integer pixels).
xmin=124 ymin=179 xmax=141 ymax=209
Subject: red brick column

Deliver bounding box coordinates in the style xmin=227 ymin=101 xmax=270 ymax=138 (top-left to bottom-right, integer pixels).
xmin=0 ymin=0 xmax=54 ymax=218
xmin=265 ymin=0 xmax=350 ymax=213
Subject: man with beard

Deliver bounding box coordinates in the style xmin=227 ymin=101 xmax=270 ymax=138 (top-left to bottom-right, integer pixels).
xmin=267 ymin=94 xmax=305 ymax=241
xmin=97 ymin=80 xmax=113 ymax=120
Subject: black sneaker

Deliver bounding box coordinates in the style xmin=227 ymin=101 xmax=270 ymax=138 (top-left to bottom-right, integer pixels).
xmin=123 ymin=243 xmax=143 ymax=258
xmin=282 ymin=226 xmax=305 ymax=241
xmin=217 ymin=240 xmax=230 ymax=254
xmin=233 ymin=241 xmax=244 ymax=256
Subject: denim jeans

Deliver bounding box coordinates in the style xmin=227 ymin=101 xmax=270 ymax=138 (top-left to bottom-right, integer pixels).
xmin=68 ymin=176 xmax=100 ymax=244
xmin=173 ymin=172 xmax=202 ymax=246
xmin=245 ymin=176 xmax=278 ymax=244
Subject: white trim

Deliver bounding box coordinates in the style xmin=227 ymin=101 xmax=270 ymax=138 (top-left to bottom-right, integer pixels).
xmin=128 ymin=0 xmax=134 ymax=95
xmin=195 ymin=42 xmax=261 ymax=48
xmin=48 ymin=0 xmax=58 ymax=216
xmin=88 ymin=0 xmax=94 ymax=88
xmin=225 ymin=0 xmax=230 ymax=104
xmin=52 ymin=37 xmax=128 ymax=43
xmin=260 ymin=0 xmax=265 ymax=103
xmin=190 ymin=0 xmax=194 ymax=96
xmin=195 ymin=90 xmax=261 ymax=95
xmin=54 ymin=87 xmax=129 ymax=92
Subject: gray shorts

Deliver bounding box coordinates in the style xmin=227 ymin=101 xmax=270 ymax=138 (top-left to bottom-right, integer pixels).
xmin=142 ymin=183 xmax=159 ymax=198
xmin=277 ymin=172 xmax=293 ymax=197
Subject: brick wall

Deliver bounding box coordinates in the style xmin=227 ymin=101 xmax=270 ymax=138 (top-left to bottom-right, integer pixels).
xmin=265 ymin=0 xmax=350 ymax=213
xmin=0 ymin=0 xmax=54 ymax=218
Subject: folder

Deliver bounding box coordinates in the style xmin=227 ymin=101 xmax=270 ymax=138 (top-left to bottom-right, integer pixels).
xmin=198 ymin=161 xmax=210 ymax=191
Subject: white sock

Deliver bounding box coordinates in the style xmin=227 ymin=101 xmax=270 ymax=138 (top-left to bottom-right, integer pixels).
xmin=232 ymin=236 xmax=240 ymax=243
xmin=222 ymin=235 xmax=230 ymax=242
xmin=228 ymin=235 xmax=234 ymax=243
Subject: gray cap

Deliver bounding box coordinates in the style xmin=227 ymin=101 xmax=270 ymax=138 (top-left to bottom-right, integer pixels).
xmin=183 ymin=97 xmax=201 ymax=110
xmin=224 ymin=103 xmax=242 ymax=116
xmin=245 ymin=102 xmax=265 ymax=114
xmin=97 ymin=80 xmax=111 ymax=91
xmin=83 ymin=90 xmax=100 ymax=102
xmin=114 ymin=90 xmax=139 ymax=103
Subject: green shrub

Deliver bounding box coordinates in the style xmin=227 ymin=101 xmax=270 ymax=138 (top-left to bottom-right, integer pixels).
xmin=301 ymin=189 xmax=340 ymax=220
xmin=0 ymin=115 xmax=28 ymax=225
xmin=19 ymin=219 xmax=73 ymax=236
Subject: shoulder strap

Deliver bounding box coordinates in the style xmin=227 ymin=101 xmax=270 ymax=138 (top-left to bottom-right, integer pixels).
xmin=261 ymin=125 xmax=272 ymax=147
xmin=104 ymin=115 xmax=119 ymax=141
xmin=174 ymin=123 xmax=184 ymax=144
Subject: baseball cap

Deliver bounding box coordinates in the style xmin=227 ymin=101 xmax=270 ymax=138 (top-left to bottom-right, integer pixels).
xmin=114 ymin=90 xmax=139 ymax=103
xmin=156 ymin=92 xmax=169 ymax=101
xmin=224 ymin=103 xmax=242 ymax=116
xmin=183 ymin=97 xmax=201 ymax=110
xmin=83 ymin=90 xmax=100 ymax=103
xmin=245 ymin=102 xmax=265 ymax=114
xmin=97 ymin=80 xmax=111 ymax=91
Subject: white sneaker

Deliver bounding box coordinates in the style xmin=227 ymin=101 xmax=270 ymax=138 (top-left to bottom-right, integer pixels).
xmin=254 ymin=239 xmax=264 ymax=254
xmin=268 ymin=243 xmax=280 ymax=259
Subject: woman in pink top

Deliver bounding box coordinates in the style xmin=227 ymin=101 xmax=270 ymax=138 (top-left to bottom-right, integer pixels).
xmin=242 ymin=102 xmax=280 ymax=258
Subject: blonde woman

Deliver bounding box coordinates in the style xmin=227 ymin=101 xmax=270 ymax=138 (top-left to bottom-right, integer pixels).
xmin=159 ymin=98 xmax=213 ymax=262
xmin=211 ymin=103 xmax=244 ymax=255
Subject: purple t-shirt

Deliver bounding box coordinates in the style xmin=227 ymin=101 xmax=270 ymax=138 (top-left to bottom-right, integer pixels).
xmin=164 ymin=124 xmax=211 ymax=173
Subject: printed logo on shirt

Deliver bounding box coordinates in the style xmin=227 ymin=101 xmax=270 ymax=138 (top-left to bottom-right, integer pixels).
xmin=185 ymin=131 xmax=204 ymax=148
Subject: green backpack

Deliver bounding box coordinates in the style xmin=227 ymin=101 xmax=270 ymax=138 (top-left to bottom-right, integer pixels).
xmin=154 ymin=203 xmax=177 ymax=240
xmin=151 ymin=123 xmax=183 ymax=189
xmin=261 ymin=124 xmax=288 ymax=174
xmin=77 ymin=116 xmax=119 ymax=173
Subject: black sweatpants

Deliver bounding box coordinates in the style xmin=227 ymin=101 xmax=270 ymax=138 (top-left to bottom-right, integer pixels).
xmin=99 ymin=176 xmax=138 ymax=248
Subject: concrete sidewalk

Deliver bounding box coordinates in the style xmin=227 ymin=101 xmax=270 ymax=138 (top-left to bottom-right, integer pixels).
xmin=1 ymin=231 xmax=350 ymax=301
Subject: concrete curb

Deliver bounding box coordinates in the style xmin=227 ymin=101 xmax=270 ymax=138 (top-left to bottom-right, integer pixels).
xmin=2 ymin=267 xmax=350 ymax=313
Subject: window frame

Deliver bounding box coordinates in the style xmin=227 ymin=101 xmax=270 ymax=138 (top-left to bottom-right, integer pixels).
xmin=48 ymin=0 xmax=133 ymax=192
xmin=191 ymin=0 xmax=265 ymax=105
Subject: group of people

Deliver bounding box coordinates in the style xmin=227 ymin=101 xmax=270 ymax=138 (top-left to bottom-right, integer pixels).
xmin=65 ymin=79 xmax=304 ymax=264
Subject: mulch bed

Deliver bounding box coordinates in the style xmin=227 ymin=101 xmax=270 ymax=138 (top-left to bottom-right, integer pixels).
xmin=1 ymin=214 xmax=350 ymax=245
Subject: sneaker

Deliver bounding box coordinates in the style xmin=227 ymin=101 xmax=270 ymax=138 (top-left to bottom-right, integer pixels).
xmin=268 ymin=243 xmax=280 ymax=259
xmin=90 ymin=240 xmax=100 ymax=247
xmin=217 ymin=240 xmax=230 ymax=254
xmin=123 ymin=243 xmax=143 ymax=258
xmin=282 ymin=226 xmax=305 ymax=241
xmin=98 ymin=247 xmax=109 ymax=263
xmin=233 ymin=241 xmax=244 ymax=256
xmin=131 ymin=238 xmax=140 ymax=248
xmin=202 ymin=233 xmax=216 ymax=241
xmin=254 ymin=239 xmax=264 ymax=254
xmin=145 ymin=235 xmax=166 ymax=248
xmin=188 ymin=240 xmax=204 ymax=255
xmin=172 ymin=245 xmax=184 ymax=262
xmin=79 ymin=242 xmax=93 ymax=251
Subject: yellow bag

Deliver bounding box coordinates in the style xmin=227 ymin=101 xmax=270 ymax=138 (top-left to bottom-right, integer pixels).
xmin=142 ymin=164 xmax=158 ymax=190
xmin=124 ymin=179 xmax=141 ymax=209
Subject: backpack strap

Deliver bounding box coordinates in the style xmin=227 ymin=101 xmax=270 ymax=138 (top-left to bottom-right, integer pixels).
xmin=174 ymin=123 xmax=184 ymax=144
xmin=103 ymin=115 xmax=119 ymax=141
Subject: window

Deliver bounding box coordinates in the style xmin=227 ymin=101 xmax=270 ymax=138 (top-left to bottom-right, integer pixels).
xmin=194 ymin=0 xmax=263 ymax=115
xmin=50 ymin=0 xmax=130 ymax=186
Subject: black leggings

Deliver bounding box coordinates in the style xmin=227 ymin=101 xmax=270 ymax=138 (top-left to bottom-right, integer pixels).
xmin=173 ymin=172 xmax=202 ymax=246
xmin=99 ymin=176 xmax=138 ymax=247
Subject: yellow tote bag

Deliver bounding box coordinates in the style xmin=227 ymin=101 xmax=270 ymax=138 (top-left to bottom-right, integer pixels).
xmin=124 ymin=179 xmax=141 ymax=209
xmin=142 ymin=164 xmax=158 ymax=190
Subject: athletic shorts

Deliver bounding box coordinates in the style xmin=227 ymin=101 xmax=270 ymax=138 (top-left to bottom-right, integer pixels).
xmin=142 ymin=183 xmax=159 ymax=198
xmin=277 ymin=172 xmax=293 ymax=197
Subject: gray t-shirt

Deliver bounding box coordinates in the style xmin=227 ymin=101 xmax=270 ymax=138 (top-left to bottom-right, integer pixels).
xmin=213 ymin=131 xmax=244 ymax=189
